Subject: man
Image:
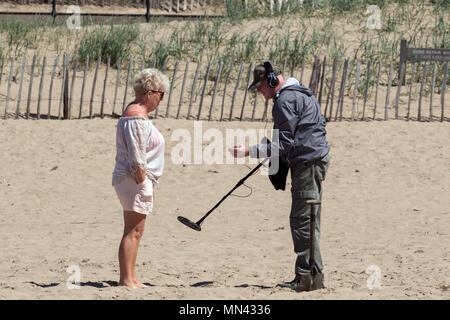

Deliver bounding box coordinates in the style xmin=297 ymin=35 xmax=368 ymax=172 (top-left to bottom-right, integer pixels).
xmin=230 ymin=62 xmax=331 ymax=292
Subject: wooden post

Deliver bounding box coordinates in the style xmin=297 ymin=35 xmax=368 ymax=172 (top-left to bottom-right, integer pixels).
xmin=90 ymin=56 xmax=101 ymax=119
xmin=69 ymin=57 xmax=79 ymax=120
xmin=79 ymin=56 xmax=89 ymax=119
xmin=0 ymin=56 xmax=4 ymax=90
xmin=289 ymin=60 xmax=296 ymax=77
xmin=251 ymin=92 xmax=258 ymax=122
xmin=230 ymin=62 xmax=244 ymax=121
xmin=299 ymin=58 xmax=305 ymax=83
xmin=309 ymin=56 xmax=318 ymax=94
xmin=63 ymin=57 xmax=69 ymax=120
xmin=48 ymin=55 xmax=59 ymax=119
xmin=101 ymin=56 xmax=110 ymax=119
xmin=394 ymin=60 xmax=406 ymax=120
xmin=4 ymin=57 xmax=14 ymax=119
xmin=162 ymin=57 xmax=168 ymax=73
xmin=177 ymin=59 xmax=189 ymax=119
xmin=166 ymin=60 xmax=179 ymax=118
xmin=339 ymin=58 xmax=350 ymax=121
xmin=362 ymin=60 xmax=371 ymax=121
xmin=26 ymin=55 xmax=37 ymax=119
xmin=52 ymin=0 xmax=56 ymax=23
xmin=197 ymin=61 xmax=211 ymax=120
xmin=351 ymin=60 xmax=361 ymax=121
xmin=220 ymin=62 xmax=233 ymax=121
xmin=122 ymin=57 xmax=134 ymax=114
xmin=290 ymin=60 xmax=296 ymax=77
xmin=335 ymin=58 xmax=348 ymax=121
xmin=399 ymin=38 xmax=407 ymax=85
xmin=429 ymin=63 xmax=437 ymax=121
xmin=15 ymin=56 xmax=27 ymax=119
xmin=373 ymin=59 xmax=381 ymax=120
xmin=112 ymin=57 xmax=121 ymax=117
xmin=209 ymin=61 xmax=224 ymax=121
xmin=318 ymin=56 xmax=327 ymax=107
xmin=188 ymin=61 xmax=201 ymax=119
xmin=262 ymin=99 xmax=269 ymax=121
xmin=58 ymin=54 xmax=67 ymax=120
xmin=315 ymin=58 xmax=322 ymax=96
xmin=145 ymin=0 xmax=150 ymax=22
xmin=407 ymin=63 xmax=417 ymax=121
xmin=441 ymin=62 xmax=448 ymax=122
xmin=325 ymin=56 xmax=338 ymax=121
xmin=37 ymin=56 xmax=47 ymax=120
xmin=240 ymin=62 xmax=253 ymax=121
xmin=384 ymin=60 xmax=393 ymax=121
xmin=418 ymin=63 xmax=428 ymax=121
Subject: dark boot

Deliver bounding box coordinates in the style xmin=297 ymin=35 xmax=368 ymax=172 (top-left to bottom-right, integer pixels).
xmin=311 ymin=272 xmax=324 ymax=291
xmin=277 ymin=274 xmax=312 ymax=292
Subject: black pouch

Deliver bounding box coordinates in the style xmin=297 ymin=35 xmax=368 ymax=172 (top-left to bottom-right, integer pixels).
xmin=262 ymin=137 xmax=289 ymax=191
xmin=268 ymin=157 xmax=289 ymax=191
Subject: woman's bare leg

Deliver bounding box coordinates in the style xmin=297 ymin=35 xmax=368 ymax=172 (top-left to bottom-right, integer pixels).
xmin=118 ymin=210 xmax=146 ymax=288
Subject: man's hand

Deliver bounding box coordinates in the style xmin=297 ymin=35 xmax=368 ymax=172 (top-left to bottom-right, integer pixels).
xmin=229 ymin=145 xmax=250 ymax=158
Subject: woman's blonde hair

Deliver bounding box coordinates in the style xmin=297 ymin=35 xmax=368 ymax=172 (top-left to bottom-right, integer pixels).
xmin=133 ymin=68 xmax=170 ymax=96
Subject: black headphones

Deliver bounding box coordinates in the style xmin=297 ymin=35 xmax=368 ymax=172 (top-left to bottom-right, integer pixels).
xmin=263 ymin=61 xmax=279 ymax=88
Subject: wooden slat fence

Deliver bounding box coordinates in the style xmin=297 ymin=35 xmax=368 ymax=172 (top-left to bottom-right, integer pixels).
xmin=0 ymin=54 xmax=448 ymax=122
xmin=5 ymin=0 xmax=214 ymax=13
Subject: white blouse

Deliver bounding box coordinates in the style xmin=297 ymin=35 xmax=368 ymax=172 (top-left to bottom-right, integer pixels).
xmin=112 ymin=117 xmax=165 ymax=186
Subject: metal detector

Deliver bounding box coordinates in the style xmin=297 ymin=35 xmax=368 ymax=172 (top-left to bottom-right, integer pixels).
xmin=177 ymin=157 xmax=270 ymax=231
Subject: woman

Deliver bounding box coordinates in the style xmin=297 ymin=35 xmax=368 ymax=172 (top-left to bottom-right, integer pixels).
xmin=112 ymin=68 xmax=169 ymax=288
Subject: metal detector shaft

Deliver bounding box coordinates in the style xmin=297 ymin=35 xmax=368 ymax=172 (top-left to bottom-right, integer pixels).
xmin=196 ymin=157 xmax=270 ymax=225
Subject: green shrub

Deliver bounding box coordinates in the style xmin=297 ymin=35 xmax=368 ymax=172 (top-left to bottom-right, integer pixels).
xmin=77 ymin=24 xmax=139 ymax=68
xmin=0 ymin=19 xmax=39 ymax=58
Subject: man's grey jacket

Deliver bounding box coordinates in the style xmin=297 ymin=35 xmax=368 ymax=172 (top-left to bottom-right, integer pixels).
xmin=250 ymin=79 xmax=330 ymax=167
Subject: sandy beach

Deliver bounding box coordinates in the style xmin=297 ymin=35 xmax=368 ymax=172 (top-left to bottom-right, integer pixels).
xmin=0 ymin=117 xmax=449 ymax=299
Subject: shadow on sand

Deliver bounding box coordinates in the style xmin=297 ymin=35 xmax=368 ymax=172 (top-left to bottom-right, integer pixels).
xmin=190 ymin=281 xmax=273 ymax=290
xmin=28 ymin=280 xmax=155 ymax=288
xmin=28 ymin=280 xmax=274 ymax=290
xmin=234 ymin=284 xmax=273 ymax=290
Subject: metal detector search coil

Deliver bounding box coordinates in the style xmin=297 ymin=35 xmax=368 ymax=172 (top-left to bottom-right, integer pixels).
xmin=177 ymin=216 xmax=202 ymax=231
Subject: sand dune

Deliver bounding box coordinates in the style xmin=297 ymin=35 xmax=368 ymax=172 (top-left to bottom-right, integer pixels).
xmin=0 ymin=118 xmax=449 ymax=299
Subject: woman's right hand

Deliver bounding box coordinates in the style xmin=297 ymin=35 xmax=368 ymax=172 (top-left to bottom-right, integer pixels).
xmin=132 ymin=165 xmax=152 ymax=198
xmin=132 ymin=165 xmax=147 ymax=184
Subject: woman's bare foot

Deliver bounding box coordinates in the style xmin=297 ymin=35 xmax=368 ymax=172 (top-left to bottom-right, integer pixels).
xmin=133 ymin=280 xmax=148 ymax=288
xmin=119 ymin=279 xmax=137 ymax=288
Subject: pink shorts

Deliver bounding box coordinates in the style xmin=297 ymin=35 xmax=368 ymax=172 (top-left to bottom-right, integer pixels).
xmin=114 ymin=176 xmax=154 ymax=215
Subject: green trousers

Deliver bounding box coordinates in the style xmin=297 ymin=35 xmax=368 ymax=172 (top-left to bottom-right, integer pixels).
xmin=289 ymin=154 xmax=330 ymax=276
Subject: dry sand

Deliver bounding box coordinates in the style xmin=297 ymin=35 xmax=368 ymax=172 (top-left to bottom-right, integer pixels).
xmin=0 ymin=117 xmax=449 ymax=299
